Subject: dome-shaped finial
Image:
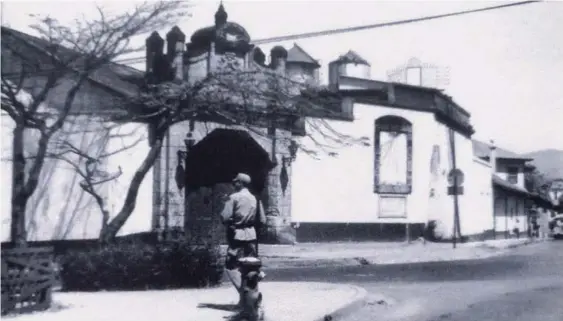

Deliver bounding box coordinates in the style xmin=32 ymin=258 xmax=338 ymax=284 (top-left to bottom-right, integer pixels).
xmin=215 ymin=2 xmax=228 ymax=26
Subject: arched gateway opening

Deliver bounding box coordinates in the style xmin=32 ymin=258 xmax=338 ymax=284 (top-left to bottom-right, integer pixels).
xmin=183 ymin=128 xmax=275 ymax=245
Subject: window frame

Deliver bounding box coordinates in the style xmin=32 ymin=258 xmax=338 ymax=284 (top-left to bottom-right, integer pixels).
xmin=373 ymin=115 xmax=413 ymax=195
xmin=506 ymin=166 xmax=519 ymax=185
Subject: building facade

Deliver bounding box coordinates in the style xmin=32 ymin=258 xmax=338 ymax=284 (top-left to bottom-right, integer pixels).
xmin=2 ymin=4 xmax=556 ymax=244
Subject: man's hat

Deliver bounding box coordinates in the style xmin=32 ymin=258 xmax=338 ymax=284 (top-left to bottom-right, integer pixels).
xmin=233 ymin=173 xmax=251 ymax=184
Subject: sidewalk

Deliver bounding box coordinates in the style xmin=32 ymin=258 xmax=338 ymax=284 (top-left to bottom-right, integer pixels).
xmin=251 ymin=238 xmax=541 ymax=269
xmin=4 ymin=282 xmax=367 ymax=321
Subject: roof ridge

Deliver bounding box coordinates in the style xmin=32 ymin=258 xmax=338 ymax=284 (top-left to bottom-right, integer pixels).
xmin=337 ymin=50 xmax=370 ymax=66
xmin=287 ymin=43 xmax=320 ymax=67
xmin=2 ymin=26 xmax=139 ymax=98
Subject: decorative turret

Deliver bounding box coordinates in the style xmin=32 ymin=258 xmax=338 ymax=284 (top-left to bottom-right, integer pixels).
xmin=270 ymin=46 xmax=288 ymax=73
xmin=285 ymin=44 xmax=320 ymax=84
xmin=333 ymin=50 xmax=371 ymax=80
xmin=187 ymin=2 xmax=252 ymax=57
xmin=328 ymin=50 xmax=371 ymax=89
xmin=181 ymin=2 xmax=253 ymax=81
xmin=166 ymin=26 xmax=186 ymax=81
xmin=215 ymin=2 xmax=228 ymax=26
xmin=146 ymin=31 xmax=164 ymax=74
xmin=253 ymin=47 xmax=266 ymax=66
xmin=146 ymin=31 xmax=174 ymax=83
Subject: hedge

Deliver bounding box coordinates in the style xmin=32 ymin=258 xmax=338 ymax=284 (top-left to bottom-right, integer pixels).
xmin=59 ymin=240 xmax=224 ymax=291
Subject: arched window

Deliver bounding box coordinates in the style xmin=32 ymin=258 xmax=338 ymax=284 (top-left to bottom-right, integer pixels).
xmin=374 ymin=115 xmax=413 ymax=194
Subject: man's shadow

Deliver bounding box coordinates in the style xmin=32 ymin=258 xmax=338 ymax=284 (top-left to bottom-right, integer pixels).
xmin=197 ymin=303 xmax=238 ymax=312
xmin=197 ymin=303 xmax=248 ymax=321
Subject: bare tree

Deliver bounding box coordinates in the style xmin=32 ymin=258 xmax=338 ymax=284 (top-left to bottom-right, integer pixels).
xmin=49 ymin=125 xmax=144 ymax=238
xmin=1 ymin=1 xmax=189 ymax=246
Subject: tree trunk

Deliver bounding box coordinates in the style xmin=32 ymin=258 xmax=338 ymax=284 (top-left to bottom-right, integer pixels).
xmin=10 ymin=125 xmax=27 ymax=247
xmin=99 ymin=134 xmax=164 ymax=243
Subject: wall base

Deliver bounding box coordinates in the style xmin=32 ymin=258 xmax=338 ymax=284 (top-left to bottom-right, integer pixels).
xmin=293 ymin=222 xmax=425 ymax=243
xmin=260 ymin=216 xmax=296 ymax=244
xmin=431 ymin=229 xmax=531 ymax=243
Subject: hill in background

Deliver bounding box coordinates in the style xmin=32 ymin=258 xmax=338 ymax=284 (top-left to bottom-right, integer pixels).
xmin=523 ymin=149 xmax=563 ymax=181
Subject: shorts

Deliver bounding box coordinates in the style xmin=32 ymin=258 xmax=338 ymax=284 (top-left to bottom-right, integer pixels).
xmin=226 ymin=239 xmax=257 ymax=270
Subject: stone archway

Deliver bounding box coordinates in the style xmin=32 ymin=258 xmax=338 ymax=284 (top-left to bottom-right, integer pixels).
xmin=182 ymin=128 xmax=275 ymax=245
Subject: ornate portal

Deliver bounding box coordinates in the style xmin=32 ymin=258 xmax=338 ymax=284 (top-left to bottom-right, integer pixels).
xmin=374 ymin=115 xmax=413 ymax=194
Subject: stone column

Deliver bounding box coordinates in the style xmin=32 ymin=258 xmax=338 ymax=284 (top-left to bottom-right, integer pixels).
xmin=263 ymin=129 xmax=295 ymax=244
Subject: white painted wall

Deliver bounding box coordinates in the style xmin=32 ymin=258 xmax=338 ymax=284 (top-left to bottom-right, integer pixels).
xmin=427 ymin=120 xmax=493 ymax=239
xmin=291 ymin=103 xmax=438 ymax=224
xmin=494 ymin=193 xmax=528 ymax=235
xmin=1 ymin=113 xmax=153 ymax=241
xmin=291 ymin=102 xmax=493 ymax=239
xmin=496 ymin=162 xmax=526 ymax=189
xmin=430 ymin=156 xmax=494 ymax=238
xmin=338 ymin=63 xmax=371 ymax=79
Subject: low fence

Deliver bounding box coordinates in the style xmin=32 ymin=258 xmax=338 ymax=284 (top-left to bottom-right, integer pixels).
xmin=1 ymin=247 xmax=57 ymax=315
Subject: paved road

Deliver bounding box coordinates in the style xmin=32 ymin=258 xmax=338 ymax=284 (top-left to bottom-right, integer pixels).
xmin=266 ymin=240 xmax=563 ymax=321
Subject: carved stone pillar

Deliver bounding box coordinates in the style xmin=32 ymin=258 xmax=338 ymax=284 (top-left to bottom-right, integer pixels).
xmin=262 ymin=129 xmax=295 ymax=244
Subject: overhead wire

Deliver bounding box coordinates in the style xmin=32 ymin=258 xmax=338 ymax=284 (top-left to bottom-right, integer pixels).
xmin=112 ymin=0 xmax=541 ymax=66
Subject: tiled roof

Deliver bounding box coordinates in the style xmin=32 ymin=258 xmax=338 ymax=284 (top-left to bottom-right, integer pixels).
xmin=335 ymin=50 xmax=370 ymax=66
xmin=492 ymin=175 xmax=556 ymax=209
xmin=286 ymin=44 xmax=320 ymax=68
xmin=1 ymin=26 xmax=144 ymax=99
xmin=472 ymin=139 xmax=533 ymax=161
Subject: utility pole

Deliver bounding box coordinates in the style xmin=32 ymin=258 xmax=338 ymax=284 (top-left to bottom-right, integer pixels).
xmin=448 ymin=127 xmax=461 ymax=248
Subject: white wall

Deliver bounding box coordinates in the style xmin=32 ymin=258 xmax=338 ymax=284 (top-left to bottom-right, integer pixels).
xmin=291 ymin=103 xmax=438 ymax=224
xmin=496 ymin=162 xmax=526 ymax=189
xmin=338 ymin=63 xmax=371 ymax=79
xmin=427 ymin=120 xmax=492 ymax=239
xmin=291 ymin=101 xmax=492 ymax=240
xmin=1 ymin=113 xmax=153 ymax=241
xmin=430 ymin=156 xmax=494 ymax=238
xmin=104 ymin=123 xmax=153 ymax=236
xmin=494 ymin=192 xmax=528 ymax=235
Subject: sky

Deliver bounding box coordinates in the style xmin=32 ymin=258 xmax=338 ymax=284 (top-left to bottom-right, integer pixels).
xmin=2 ymin=0 xmax=562 ymax=154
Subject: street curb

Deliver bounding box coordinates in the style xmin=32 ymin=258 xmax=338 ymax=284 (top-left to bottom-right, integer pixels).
xmin=263 ymin=239 xmax=546 ymax=270
xmin=311 ymin=285 xmax=368 ymax=321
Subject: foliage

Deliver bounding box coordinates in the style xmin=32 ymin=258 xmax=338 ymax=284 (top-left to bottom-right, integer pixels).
xmin=59 ymin=240 xmax=224 ymax=291
xmin=425 ymin=220 xmax=449 ymax=241
xmin=525 ymin=168 xmax=550 ymax=196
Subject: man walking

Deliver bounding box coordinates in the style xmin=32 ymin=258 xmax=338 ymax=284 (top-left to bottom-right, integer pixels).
xmin=221 ymin=173 xmax=266 ymax=305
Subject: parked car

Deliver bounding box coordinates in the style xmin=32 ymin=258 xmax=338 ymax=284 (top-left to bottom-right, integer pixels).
xmin=549 ymin=214 xmax=563 ymax=239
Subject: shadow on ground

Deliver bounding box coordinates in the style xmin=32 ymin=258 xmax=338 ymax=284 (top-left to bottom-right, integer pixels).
xmin=197 ymin=303 xmax=239 ymax=312
xmin=198 ymin=303 xmax=257 ymax=321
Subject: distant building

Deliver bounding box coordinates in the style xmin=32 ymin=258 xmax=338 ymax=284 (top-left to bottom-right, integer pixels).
xmin=548 ymin=178 xmax=563 ymax=213
xmin=387 ymin=57 xmax=451 ymax=90
xmin=473 ymin=140 xmax=537 ymax=239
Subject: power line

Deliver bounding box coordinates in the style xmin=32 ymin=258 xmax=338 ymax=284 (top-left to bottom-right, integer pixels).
xmin=252 ymin=0 xmax=540 ymax=44
xmin=113 ymin=0 xmax=541 ymax=66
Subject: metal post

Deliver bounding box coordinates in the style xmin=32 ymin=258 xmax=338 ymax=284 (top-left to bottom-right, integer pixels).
xmin=493 ymin=197 xmax=497 ymax=240
xmin=163 ymin=130 xmax=171 ymax=237
xmin=505 ymin=197 xmax=509 ymax=239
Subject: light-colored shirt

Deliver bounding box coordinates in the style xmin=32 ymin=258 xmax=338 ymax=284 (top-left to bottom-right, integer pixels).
xmin=221 ymin=188 xmax=266 ymax=241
